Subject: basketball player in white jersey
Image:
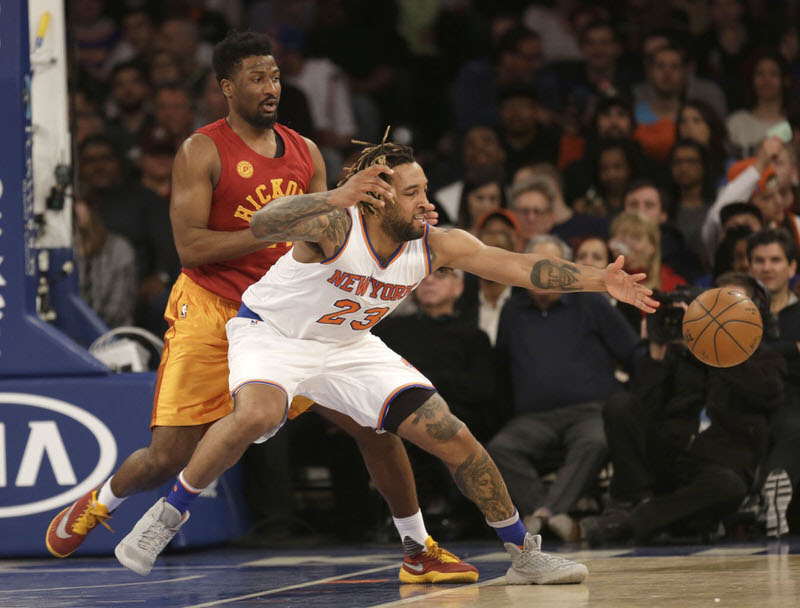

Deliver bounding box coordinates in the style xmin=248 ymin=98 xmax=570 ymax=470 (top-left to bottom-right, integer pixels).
xmin=117 ymin=140 xmax=658 ymax=584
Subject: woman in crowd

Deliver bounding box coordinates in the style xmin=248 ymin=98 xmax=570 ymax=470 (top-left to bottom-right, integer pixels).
xmin=456 ymin=167 xmax=507 ymax=234
xmin=609 ymin=212 xmax=687 ymax=331
xmin=574 ymin=139 xmax=638 ymax=218
xmin=669 ymin=139 xmax=717 ymax=263
xmin=676 ymin=99 xmax=731 ymax=185
xmin=727 ymin=51 xmax=792 ymax=157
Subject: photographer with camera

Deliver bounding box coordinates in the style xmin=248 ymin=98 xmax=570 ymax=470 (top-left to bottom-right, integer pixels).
xmin=586 ymin=273 xmax=785 ymax=546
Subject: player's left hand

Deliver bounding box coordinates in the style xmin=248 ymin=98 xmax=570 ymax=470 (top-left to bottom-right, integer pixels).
xmin=424 ymin=209 xmax=439 ymax=225
xmin=604 ymin=255 xmax=659 ymax=313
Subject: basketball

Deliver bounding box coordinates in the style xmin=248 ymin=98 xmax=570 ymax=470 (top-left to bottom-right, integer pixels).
xmin=682 ymin=287 xmax=763 ymax=368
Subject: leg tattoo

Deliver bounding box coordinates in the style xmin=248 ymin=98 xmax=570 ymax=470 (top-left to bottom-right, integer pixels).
xmin=410 ymin=393 xmax=465 ymax=440
xmin=453 ymin=449 xmax=515 ymax=522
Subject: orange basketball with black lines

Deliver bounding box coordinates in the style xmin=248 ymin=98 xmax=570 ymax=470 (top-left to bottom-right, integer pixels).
xmin=682 ymin=287 xmax=763 ymax=367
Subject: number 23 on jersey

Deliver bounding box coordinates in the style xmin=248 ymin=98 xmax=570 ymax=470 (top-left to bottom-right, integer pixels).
xmin=317 ymin=299 xmax=390 ymax=331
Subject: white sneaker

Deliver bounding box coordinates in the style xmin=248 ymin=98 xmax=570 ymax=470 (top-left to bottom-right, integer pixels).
xmin=504 ymin=533 xmax=588 ymax=585
xmin=115 ymin=499 xmax=189 ymax=576
xmin=763 ymin=469 xmax=793 ymax=538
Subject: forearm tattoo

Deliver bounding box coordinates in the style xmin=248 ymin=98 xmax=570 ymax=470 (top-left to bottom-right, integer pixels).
xmin=250 ymin=191 xmax=350 ymax=247
xmin=453 ymin=449 xmax=515 ymax=522
xmin=411 ymin=393 xmax=464 ymax=440
xmin=530 ymin=258 xmax=582 ymax=291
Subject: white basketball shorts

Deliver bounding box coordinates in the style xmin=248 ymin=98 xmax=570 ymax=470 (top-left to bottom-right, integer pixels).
xmin=226 ymin=317 xmax=434 ymax=432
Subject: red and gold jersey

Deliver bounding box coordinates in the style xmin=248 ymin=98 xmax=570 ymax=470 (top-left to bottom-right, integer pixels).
xmin=182 ymin=119 xmax=315 ymax=302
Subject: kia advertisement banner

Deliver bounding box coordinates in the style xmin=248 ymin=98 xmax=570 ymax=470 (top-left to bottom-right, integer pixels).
xmin=0 ymin=375 xmax=250 ymax=556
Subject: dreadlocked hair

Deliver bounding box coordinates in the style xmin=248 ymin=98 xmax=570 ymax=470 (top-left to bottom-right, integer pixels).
xmin=337 ymin=126 xmax=415 ymax=215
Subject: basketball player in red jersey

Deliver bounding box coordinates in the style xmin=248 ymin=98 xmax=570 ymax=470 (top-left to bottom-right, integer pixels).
xmin=46 ymin=31 xmax=477 ymax=583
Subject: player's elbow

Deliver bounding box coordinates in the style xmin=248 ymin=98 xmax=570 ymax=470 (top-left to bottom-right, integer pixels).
xmin=176 ymin=247 xmax=201 ymax=269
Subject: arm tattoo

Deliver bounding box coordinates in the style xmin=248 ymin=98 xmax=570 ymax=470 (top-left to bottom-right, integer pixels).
xmin=410 ymin=393 xmax=465 ymax=440
xmin=530 ymin=259 xmax=582 ymax=291
xmin=453 ymin=449 xmax=515 ymax=522
xmin=250 ymin=191 xmax=350 ymax=248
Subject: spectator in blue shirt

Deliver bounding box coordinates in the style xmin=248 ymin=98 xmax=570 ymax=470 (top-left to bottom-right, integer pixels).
xmin=487 ymin=234 xmax=641 ymax=541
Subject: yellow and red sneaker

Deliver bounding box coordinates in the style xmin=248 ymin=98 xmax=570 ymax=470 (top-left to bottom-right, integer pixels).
xmin=399 ymin=536 xmax=479 ymax=584
xmin=46 ymin=489 xmax=113 ymax=558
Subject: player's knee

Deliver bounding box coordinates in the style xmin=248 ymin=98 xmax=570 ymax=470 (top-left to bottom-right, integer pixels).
xmin=149 ymin=449 xmax=187 ymax=479
xmin=235 ymin=401 xmax=285 ymax=440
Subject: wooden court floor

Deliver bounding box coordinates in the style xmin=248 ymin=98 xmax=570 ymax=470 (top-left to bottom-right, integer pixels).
xmin=1 ymin=540 xmax=798 ymax=607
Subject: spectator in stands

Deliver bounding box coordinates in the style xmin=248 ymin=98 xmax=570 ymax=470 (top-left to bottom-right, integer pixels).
xmin=146 ymin=84 xmax=197 ymax=151
xmin=488 ymin=235 xmax=640 ymax=542
xmin=105 ymin=60 xmax=154 ymax=165
xmin=106 ymin=7 xmax=157 ymax=69
xmin=275 ymin=25 xmax=357 ymax=186
xmin=71 ymin=0 xmax=119 ymax=82
xmin=77 ymin=135 xmax=179 ymax=333
xmin=74 ymin=195 xmax=138 ymax=328
xmin=624 ymin=179 xmax=704 ymax=281
xmin=139 ymin=137 xmax=175 ymax=201
xmin=676 ymin=99 xmax=731 ymax=185
xmin=498 ymin=84 xmax=561 ymax=178
xmin=450 ymin=26 xmax=544 ymax=132
xmin=562 ymin=95 xmax=669 ymax=204
xmin=750 ymin=228 xmax=800 ymax=535
xmin=573 ymin=139 xmax=638 ymax=218
xmin=198 ymin=71 xmax=229 ymax=125
xmin=575 ymin=236 xmax=611 ymax=270
xmin=610 ymin=212 xmax=687 ymax=331
xmin=74 ymin=111 xmax=106 ymax=146
xmin=727 ymin=52 xmax=792 ymax=158
xmin=432 ymin=126 xmax=506 ymax=223
xmin=536 ymin=20 xmax=632 ymax=130
xmin=695 ymin=0 xmax=751 ymax=109
xmin=587 ymin=273 xmax=784 ymax=546
xmin=668 ymin=139 xmax=717 ymax=260
xmin=456 ymin=167 xmax=506 ymax=233
xmin=509 ymin=177 xmax=559 ymax=247
xmin=720 ymin=201 xmax=764 ymax=234
xmin=712 ymin=225 xmax=754 ymax=279
xmin=149 ymin=51 xmax=182 ymax=88
xmin=156 ymin=18 xmax=213 ymax=95
xmin=703 ymin=137 xmax=800 ymax=264
xmin=514 ymin=164 xmax=609 ymax=251
xmin=457 ymin=209 xmax=520 ymax=345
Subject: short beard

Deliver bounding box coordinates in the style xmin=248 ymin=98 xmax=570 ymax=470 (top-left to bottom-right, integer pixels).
xmin=380 ymin=210 xmax=425 ymax=243
xmin=242 ymin=107 xmax=278 ymax=129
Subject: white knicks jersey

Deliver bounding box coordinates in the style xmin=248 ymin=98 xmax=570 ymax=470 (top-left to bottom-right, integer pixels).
xmin=242 ymin=207 xmax=432 ymax=343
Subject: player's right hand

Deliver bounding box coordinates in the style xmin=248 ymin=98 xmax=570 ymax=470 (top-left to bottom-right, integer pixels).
xmin=329 ymin=164 xmax=395 ymax=209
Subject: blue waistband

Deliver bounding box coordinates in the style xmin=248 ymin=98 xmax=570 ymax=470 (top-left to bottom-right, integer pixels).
xmin=237 ymin=302 xmax=262 ymax=321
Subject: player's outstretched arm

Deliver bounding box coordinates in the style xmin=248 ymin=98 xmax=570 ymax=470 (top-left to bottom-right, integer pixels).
xmin=250 ymin=163 xmax=394 ymax=248
xmin=428 ymin=227 xmax=659 ymax=313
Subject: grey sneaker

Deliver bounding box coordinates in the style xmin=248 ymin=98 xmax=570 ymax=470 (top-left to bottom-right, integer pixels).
xmin=763 ymin=469 xmax=793 ymax=538
xmin=504 ymin=533 xmax=588 ymax=585
xmin=115 ymin=499 xmax=189 ymax=576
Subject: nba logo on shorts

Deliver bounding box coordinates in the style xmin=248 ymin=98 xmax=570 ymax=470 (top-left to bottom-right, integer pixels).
xmin=250 ymin=319 xmax=258 ymax=326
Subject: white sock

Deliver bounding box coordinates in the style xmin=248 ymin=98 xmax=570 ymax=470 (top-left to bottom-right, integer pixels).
xmin=97 ymin=477 xmax=126 ymax=512
xmin=393 ymin=510 xmax=428 ymax=554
